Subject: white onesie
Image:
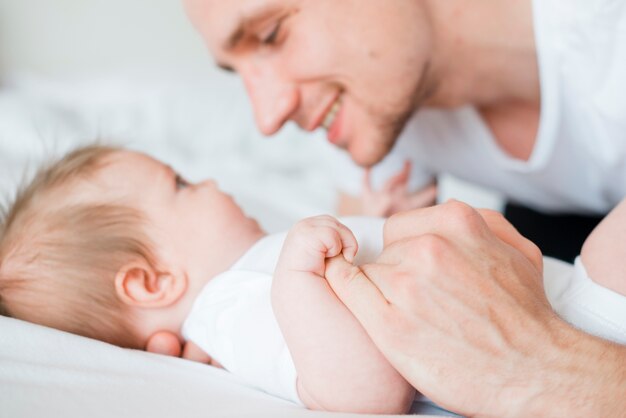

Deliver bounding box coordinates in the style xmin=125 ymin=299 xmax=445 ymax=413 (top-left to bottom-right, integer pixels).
xmin=181 ymin=217 xmax=385 ymax=405
xmin=182 ymin=217 xmax=626 ymax=407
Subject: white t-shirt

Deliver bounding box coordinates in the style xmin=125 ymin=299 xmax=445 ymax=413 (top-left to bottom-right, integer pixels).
xmin=336 ymin=0 xmax=626 ymax=215
xmin=182 ymin=217 xmax=626 ymax=408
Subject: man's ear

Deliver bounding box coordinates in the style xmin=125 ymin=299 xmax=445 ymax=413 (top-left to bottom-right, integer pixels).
xmin=114 ymin=259 xmax=187 ymax=308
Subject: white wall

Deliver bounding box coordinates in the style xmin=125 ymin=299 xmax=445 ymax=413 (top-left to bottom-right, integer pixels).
xmin=0 ymin=0 xmax=215 ymax=79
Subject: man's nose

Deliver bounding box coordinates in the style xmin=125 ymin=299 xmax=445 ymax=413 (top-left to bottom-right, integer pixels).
xmin=240 ymin=64 xmax=299 ymax=136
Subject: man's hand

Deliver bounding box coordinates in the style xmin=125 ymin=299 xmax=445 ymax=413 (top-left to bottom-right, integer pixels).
xmin=324 ymin=200 xmax=582 ymax=417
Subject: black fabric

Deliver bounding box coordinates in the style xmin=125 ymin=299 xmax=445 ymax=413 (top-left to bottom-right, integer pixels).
xmin=504 ymin=202 xmax=606 ymax=263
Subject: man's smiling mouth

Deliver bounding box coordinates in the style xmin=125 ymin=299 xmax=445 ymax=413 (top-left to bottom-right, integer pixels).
xmin=321 ymin=96 xmax=342 ymax=130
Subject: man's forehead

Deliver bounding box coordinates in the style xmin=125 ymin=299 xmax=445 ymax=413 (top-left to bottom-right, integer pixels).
xmin=184 ymin=0 xmax=289 ymax=15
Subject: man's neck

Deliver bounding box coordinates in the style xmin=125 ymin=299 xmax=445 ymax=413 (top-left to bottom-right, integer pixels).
xmin=423 ymin=0 xmax=540 ymax=108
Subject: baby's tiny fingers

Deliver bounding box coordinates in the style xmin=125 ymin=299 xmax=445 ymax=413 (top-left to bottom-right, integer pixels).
xmin=335 ymin=222 xmax=358 ymax=263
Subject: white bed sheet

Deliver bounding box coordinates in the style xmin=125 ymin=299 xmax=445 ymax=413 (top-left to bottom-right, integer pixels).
xmin=0 ymin=76 xmax=446 ymax=417
xmin=0 ymin=314 xmax=448 ymax=418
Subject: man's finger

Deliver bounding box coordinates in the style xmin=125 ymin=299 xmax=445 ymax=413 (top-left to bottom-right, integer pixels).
xmin=383 ymin=202 xmax=542 ymax=274
xmin=325 ymin=255 xmax=391 ymax=331
xmin=384 ymin=200 xmax=487 ymax=246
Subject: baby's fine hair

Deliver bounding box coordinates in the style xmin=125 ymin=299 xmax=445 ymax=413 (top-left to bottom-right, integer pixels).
xmin=0 ymin=145 xmax=156 ymax=349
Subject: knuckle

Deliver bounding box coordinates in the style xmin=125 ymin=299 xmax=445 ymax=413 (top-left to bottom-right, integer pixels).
xmin=443 ymin=199 xmax=475 ymax=219
xmin=415 ymin=233 xmax=448 ymax=260
xmin=443 ymin=200 xmax=484 ymax=235
xmin=392 ymin=234 xmax=451 ymax=276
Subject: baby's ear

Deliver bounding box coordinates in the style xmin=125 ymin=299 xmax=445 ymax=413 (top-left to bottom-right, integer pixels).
xmin=114 ymin=260 xmax=187 ymax=308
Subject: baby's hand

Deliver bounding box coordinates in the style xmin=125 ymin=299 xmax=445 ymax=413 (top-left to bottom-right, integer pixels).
xmin=145 ymin=331 xmax=224 ymax=368
xmin=278 ymin=215 xmax=358 ymax=278
xmin=361 ymin=160 xmax=437 ymax=217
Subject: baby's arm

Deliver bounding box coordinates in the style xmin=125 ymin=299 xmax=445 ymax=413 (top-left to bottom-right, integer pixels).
xmin=272 ymin=215 xmax=415 ymax=413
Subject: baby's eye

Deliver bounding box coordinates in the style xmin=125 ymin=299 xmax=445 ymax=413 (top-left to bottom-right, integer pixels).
xmin=175 ymin=174 xmax=190 ymax=190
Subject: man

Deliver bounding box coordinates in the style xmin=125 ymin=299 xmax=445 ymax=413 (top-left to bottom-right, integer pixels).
xmin=182 ymin=0 xmax=626 ymax=263
xmin=181 ymin=0 xmax=626 ymax=415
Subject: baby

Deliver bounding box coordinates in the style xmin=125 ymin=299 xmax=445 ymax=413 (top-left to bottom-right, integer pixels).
xmin=2 ymin=145 xmax=625 ymax=416
xmin=0 ymin=145 xmax=416 ymax=414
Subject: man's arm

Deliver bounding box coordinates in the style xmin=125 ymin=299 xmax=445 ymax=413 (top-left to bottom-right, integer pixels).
xmin=325 ymin=200 xmax=626 ymax=418
xmin=272 ymin=216 xmax=415 ymax=414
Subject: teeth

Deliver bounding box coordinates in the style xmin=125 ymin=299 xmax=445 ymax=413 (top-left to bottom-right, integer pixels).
xmin=322 ymin=100 xmax=341 ymax=130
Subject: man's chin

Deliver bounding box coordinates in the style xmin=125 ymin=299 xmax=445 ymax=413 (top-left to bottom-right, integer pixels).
xmin=346 ymin=143 xmax=391 ymax=168
xmin=343 ymin=119 xmax=407 ymax=167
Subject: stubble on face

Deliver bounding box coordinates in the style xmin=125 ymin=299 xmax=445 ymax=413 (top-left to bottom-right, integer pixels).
xmin=354 ymin=61 xmax=438 ymax=167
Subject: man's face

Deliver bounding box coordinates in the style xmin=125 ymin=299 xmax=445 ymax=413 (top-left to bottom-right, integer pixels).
xmin=183 ymin=0 xmax=435 ymax=167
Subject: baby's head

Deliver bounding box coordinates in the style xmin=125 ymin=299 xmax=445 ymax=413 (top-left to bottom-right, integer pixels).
xmin=0 ymin=145 xmax=264 ymax=349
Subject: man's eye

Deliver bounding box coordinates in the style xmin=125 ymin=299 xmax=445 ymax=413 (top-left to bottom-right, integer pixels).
xmin=259 ymin=20 xmax=283 ymax=45
xmin=175 ymin=174 xmax=190 ymax=190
